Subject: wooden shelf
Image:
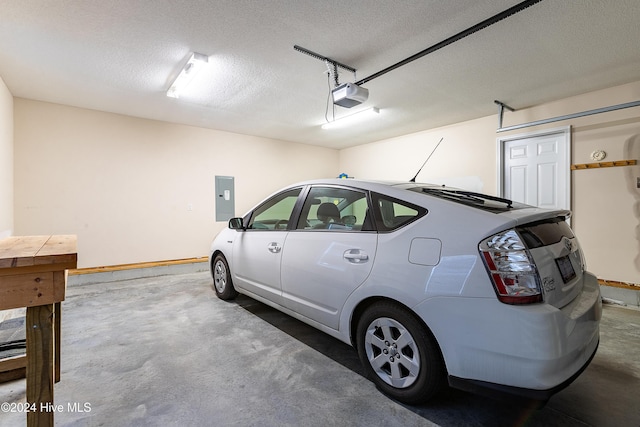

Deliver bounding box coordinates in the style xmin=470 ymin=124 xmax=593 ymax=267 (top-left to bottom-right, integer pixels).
xmin=571 ymin=159 xmax=637 ymax=170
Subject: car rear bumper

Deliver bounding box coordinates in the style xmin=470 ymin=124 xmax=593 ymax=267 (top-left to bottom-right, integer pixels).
xmin=448 ymin=337 xmax=598 ymax=402
xmin=414 ymin=272 xmax=602 ymax=397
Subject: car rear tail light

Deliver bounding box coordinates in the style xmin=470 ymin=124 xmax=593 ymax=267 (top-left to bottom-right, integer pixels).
xmin=479 ymin=229 xmax=542 ymax=304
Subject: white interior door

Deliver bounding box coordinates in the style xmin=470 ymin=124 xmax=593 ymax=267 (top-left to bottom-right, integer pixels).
xmin=498 ymin=127 xmax=571 ymax=210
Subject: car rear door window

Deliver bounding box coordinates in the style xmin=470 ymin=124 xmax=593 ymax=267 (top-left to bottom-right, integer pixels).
xmin=297 ymin=187 xmax=373 ymax=231
xmin=372 ymin=193 xmax=426 ymax=231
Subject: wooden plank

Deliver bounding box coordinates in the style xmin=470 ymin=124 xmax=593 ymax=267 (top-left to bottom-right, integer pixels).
xmin=69 ymin=256 xmax=208 ymax=275
xmin=52 ymin=273 xmax=65 ymax=383
xmin=54 ymin=302 xmax=61 ymax=383
xmin=37 ymin=235 xmax=77 ymax=257
xmin=0 ymin=235 xmax=77 ymax=278
xmin=34 ymin=235 xmax=78 ymax=267
xmin=26 ymin=304 xmax=55 ymax=427
xmin=0 ymin=354 xmax=27 ymax=372
xmin=52 ymin=271 xmax=66 ymax=304
xmin=0 ymin=355 xmax=27 ymax=384
xmin=0 ymin=367 xmax=26 ymax=383
xmin=599 ymin=278 xmax=640 ymax=290
xmin=571 ymin=159 xmax=637 ymax=170
xmin=0 ymin=236 xmax=50 ymax=269
xmin=0 ymin=272 xmax=55 ymax=310
xmin=0 ymin=263 xmax=77 ymax=278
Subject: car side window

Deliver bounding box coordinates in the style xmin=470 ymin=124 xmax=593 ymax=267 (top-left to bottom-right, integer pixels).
xmin=297 ymin=187 xmax=372 ymax=231
xmin=247 ymin=188 xmax=301 ymax=230
xmin=372 ymin=193 xmax=426 ymax=231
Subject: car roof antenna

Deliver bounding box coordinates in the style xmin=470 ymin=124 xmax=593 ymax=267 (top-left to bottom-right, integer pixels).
xmin=410 ymin=137 xmax=443 ymax=182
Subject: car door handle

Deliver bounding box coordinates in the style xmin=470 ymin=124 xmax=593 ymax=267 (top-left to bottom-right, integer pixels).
xmin=344 ymin=249 xmax=369 ymax=263
xmin=267 ymin=242 xmax=282 ymax=253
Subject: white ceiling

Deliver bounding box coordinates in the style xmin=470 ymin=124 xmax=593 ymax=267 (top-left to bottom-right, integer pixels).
xmin=1 ymin=0 xmax=639 ymax=149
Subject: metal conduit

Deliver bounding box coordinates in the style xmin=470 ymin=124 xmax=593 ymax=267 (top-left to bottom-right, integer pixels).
xmin=496 ymin=100 xmax=640 ymax=133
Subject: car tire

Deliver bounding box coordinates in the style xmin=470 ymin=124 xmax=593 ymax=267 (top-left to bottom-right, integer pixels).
xmin=212 ymin=254 xmax=238 ymax=300
xmin=356 ymin=301 xmax=446 ymax=404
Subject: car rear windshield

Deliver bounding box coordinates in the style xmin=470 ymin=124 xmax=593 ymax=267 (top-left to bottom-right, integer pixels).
xmin=407 ymin=187 xmax=529 ymax=213
xmin=517 ymin=217 xmax=575 ymax=248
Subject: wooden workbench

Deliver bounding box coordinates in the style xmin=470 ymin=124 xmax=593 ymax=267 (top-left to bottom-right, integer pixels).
xmin=0 ymin=235 xmax=77 ymax=427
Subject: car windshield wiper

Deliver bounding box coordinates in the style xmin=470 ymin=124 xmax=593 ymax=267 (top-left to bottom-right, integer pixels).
xmin=456 ymin=191 xmax=513 ymax=208
xmin=421 ymin=188 xmax=513 ymax=209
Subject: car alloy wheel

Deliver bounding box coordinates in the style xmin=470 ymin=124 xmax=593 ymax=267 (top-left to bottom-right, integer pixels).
xmin=356 ymin=301 xmax=445 ymax=404
xmin=212 ymin=255 xmax=238 ymax=300
xmin=364 ymin=316 xmax=420 ymax=388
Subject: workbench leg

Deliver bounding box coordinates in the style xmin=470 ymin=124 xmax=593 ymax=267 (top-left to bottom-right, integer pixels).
xmin=26 ymin=304 xmax=54 ymax=427
xmin=54 ymin=302 xmax=61 ymax=383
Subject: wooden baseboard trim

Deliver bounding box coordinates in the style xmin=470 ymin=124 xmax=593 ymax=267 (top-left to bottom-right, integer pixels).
xmin=599 ymin=279 xmax=639 ymax=291
xmin=67 ymin=262 xmax=639 ymax=291
xmin=69 ymin=257 xmax=208 ymax=276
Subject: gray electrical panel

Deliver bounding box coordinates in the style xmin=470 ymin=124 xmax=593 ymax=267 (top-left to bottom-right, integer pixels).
xmin=215 ymin=176 xmax=235 ymax=222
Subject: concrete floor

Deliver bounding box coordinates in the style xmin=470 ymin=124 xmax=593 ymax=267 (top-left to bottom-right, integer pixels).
xmin=1 ymin=271 xmax=639 ymax=426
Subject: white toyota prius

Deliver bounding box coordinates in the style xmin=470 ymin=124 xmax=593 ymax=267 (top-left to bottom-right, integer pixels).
xmin=208 ymin=179 xmax=601 ymax=404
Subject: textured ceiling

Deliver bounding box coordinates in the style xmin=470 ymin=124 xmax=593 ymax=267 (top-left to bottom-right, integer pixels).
xmin=1 ymin=0 xmax=639 ymax=149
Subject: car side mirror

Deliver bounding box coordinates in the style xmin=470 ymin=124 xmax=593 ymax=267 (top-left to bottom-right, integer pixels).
xmin=228 ymin=217 xmax=245 ymax=230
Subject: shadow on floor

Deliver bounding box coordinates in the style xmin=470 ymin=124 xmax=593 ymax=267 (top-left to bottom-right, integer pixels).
xmin=2 ymin=273 xmax=637 ymax=426
xmin=233 ymin=295 xmax=626 ymax=427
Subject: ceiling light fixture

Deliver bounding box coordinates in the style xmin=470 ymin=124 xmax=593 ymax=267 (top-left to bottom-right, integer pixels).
xmin=166 ymin=52 xmax=209 ymax=99
xmin=321 ymin=107 xmax=380 ymax=130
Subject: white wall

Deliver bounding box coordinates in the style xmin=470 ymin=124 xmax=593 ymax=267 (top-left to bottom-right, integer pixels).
xmin=11 ymin=81 xmax=640 ymax=283
xmin=0 ymin=76 xmax=12 ymax=239
xmin=340 ymin=81 xmax=640 ymax=284
xmin=14 ymin=99 xmax=339 ymax=268
xmin=339 ymin=115 xmax=496 ymax=193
